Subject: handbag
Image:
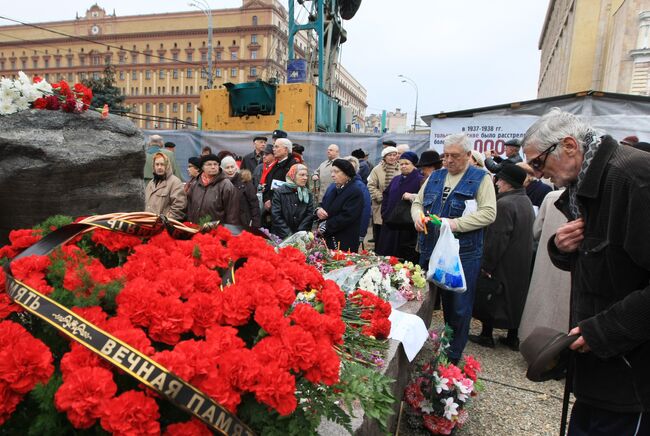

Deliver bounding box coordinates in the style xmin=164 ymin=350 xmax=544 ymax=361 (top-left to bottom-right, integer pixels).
xmin=384 ymin=199 xmax=414 ymax=230
xmin=473 ymin=271 xmax=509 ymax=325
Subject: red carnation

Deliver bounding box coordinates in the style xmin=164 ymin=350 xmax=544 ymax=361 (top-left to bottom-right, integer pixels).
xmin=438 ymin=363 xmax=463 ymax=385
xmin=318 ymin=280 xmax=346 ymax=316
xmin=55 ymin=366 xmax=117 ymax=429
xmin=0 ymin=326 xmax=54 ymax=394
xmin=164 ymin=419 xmax=212 ymax=436
xmin=60 ymin=343 xmax=107 ymax=377
xmin=146 ymin=296 xmax=193 ymax=345
xmin=0 ymin=293 xmax=22 ymax=320
xmin=101 ymin=390 xmax=160 ymax=436
xmin=423 ymin=414 xmax=455 ymax=434
xmin=0 ymin=382 xmax=23 ymax=426
xmin=0 ymin=229 xmax=42 ymax=260
xmin=462 ymin=355 xmax=481 ymax=382
xmin=280 ymin=325 xmax=317 ymax=372
xmin=303 ymin=338 xmax=340 ymax=386
xmin=197 ymin=370 xmax=242 ymax=413
xmin=254 ymin=304 xmax=290 ymax=336
xmin=187 ymin=292 xmax=224 ymax=336
xmin=253 ymin=363 xmax=297 ymax=416
xmin=91 ymin=228 xmax=142 ymax=252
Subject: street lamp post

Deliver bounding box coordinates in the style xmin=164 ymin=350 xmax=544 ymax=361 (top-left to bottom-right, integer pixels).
xmin=189 ymin=0 xmax=213 ymax=89
xmin=398 ymin=74 xmax=418 ymax=134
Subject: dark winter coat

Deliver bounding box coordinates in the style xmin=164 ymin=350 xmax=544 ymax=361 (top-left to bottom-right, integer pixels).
xmin=375 ymin=170 xmax=423 ymax=262
xmin=186 ymin=171 xmax=240 ymax=225
xmin=322 ymin=175 xmax=371 ymax=240
xmin=320 ymin=181 xmax=364 ymax=252
xmin=358 ymin=160 xmax=371 ymax=184
xmin=241 ymin=150 xmax=263 ymax=172
xmin=525 ymin=180 xmax=553 ymax=208
xmin=271 ymin=184 xmax=315 ymax=239
xmin=262 ymin=156 xmax=298 ymax=203
xmin=230 ymin=171 xmax=261 ymax=228
xmin=548 ymin=136 xmax=650 ymax=413
xmin=480 ymin=188 xmax=535 ymax=329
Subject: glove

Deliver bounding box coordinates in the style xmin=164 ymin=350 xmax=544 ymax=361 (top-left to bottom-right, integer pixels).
xmin=318 ymin=221 xmax=327 ymax=236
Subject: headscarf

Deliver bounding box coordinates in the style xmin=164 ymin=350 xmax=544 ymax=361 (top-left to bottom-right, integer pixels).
xmin=285 ymin=164 xmax=310 ymax=203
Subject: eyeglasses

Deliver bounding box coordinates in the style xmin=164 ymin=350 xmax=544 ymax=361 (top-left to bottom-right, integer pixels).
xmin=527 ymin=143 xmax=557 ymax=171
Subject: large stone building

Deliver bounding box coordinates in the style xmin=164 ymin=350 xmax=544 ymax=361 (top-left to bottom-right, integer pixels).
xmin=538 ymin=0 xmax=650 ymax=97
xmin=0 ymin=0 xmax=367 ymax=129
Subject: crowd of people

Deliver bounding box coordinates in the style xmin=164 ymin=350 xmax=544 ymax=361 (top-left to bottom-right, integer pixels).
xmin=141 ymin=109 xmax=650 ymax=433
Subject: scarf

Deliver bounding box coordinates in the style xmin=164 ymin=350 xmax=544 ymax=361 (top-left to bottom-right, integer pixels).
xmin=259 ymin=161 xmax=277 ymax=186
xmin=200 ymin=172 xmax=217 ymax=187
xmin=153 ymin=173 xmax=165 ymax=186
xmin=567 ymin=130 xmax=601 ymax=219
xmin=285 ymin=164 xmax=310 ymax=204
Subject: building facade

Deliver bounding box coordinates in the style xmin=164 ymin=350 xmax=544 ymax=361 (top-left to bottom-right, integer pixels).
xmin=0 ymin=0 xmax=366 ymax=129
xmin=538 ymin=0 xmax=650 ymax=97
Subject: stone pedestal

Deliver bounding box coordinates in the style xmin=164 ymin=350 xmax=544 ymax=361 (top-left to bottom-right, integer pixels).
xmin=319 ymin=286 xmax=435 ymax=435
xmin=0 ymin=110 xmax=145 ymax=243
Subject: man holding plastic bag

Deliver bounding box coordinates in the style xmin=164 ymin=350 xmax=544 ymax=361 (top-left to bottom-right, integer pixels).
xmin=411 ymin=133 xmax=496 ymax=364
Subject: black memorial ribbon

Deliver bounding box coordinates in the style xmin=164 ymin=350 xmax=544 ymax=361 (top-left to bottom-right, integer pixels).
xmin=3 ymin=216 xmax=256 ymax=436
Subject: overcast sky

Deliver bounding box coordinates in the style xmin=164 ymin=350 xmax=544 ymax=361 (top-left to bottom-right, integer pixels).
xmin=2 ymin=0 xmax=550 ymax=120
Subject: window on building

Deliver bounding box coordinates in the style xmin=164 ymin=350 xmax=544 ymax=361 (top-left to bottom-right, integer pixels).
xmin=187 ymin=52 xmax=193 ymax=62
xmin=201 ymin=69 xmax=207 ymax=79
xmin=55 ymin=58 xmax=61 ymax=68
xmin=252 ymin=15 xmax=258 ymax=25
xmin=131 ymin=54 xmax=137 ymax=64
xmin=68 ymin=73 xmax=73 ymax=81
xmin=93 ymin=72 xmax=100 ymax=80
xmin=32 ymin=59 xmax=38 ymax=68
xmin=172 ymin=53 xmax=179 ymax=61
xmin=132 ymin=70 xmax=137 ymax=80
xmin=145 ymin=70 xmax=151 ymax=80
xmin=231 ymin=68 xmax=237 ymax=78
xmin=185 ymin=117 xmax=192 ymax=125
xmin=250 ymin=67 xmax=257 ymax=77
xmin=162 ymin=86 xmax=165 ymax=94
xmin=186 ymin=68 xmax=192 ymax=78
xmin=80 ymin=72 xmax=86 ymax=80
xmin=231 ymin=51 xmax=237 ymax=60
xmin=145 ymin=103 xmax=151 ymax=113
xmin=44 ymin=73 xmax=50 ymax=81
xmin=145 ymin=55 xmax=152 ymax=64
xmin=159 ymin=70 xmax=165 ymax=79
xmin=216 ymin=52 xmax=222 ymax=60
xmin=79 ymin=57 xmax=86 ymax=66
xmin=201 ymin=52 xmax=207 ymax=62
xmin=20 ymin=60 xmax=26 ymax=69
xmin=158 ymin=103 xmax=164 ymax=113
xmin=251 ymin=35 xmax=257 ymax=44
xmin=184 ymin=86 xmax=188 ymax=94
xmin=176 ymin=86 xmax=180 ymax=94
xmin=67 ymin=58 xmax=73 ymax=67
xmin=159 ymin=56 xmax=165 ymax=64
xmin=215 ymin=68 xmax=222 ymax=78
xmin=92 ymin=55 xmax=100 ymax=65
xmin=172 ymin=69 xmax=178 ymax=79
xmin=251 ymin=50 xmax=257 ymax=60
xmin=172 ymin=103 xmax=178 ymax=113
xmin=119 ymin=71 xmax=125 ymax=80
xmin=186 ymin=103 xmax=192 ymax=112
xmin=119 ymin=55 xmax=125 ymax=64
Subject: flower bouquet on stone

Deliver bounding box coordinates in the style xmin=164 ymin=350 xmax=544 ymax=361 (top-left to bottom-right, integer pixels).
xmin=404 ymin=325 xmax=483 ymax=435
xmin=1 ymin=71 xmax=108 ymax=117
xmin=0 ymin=215 xmax=396 ymax=435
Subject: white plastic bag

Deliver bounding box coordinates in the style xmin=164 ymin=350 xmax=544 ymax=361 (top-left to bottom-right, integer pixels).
xmin=426 ymin=220 xmax=467 ymax=293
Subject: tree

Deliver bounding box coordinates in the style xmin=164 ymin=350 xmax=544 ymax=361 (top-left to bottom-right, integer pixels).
xmin=82 ymin=65 xmax=129 ymax=114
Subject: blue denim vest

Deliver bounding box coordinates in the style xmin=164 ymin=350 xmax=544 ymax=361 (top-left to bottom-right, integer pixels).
xmin=418 ymin=166 xmax=486 ymax=264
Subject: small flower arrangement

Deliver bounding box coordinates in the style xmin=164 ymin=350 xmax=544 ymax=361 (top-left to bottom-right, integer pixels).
xmin=1 ymin=71 xmax=107 ymax=117
xmin=404 ymin=326 xmax=483 ymax=435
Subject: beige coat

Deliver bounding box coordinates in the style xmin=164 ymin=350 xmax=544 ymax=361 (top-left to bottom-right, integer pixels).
xmin=144 ymin=164 xmax=187 ymax=221
xmin=518 ymin=189 xmax=571 ymax=341
xmin=314 ymin=159 xmax=335 ymax=203
xmin=366 ymin=161 xmax=399 ymax=225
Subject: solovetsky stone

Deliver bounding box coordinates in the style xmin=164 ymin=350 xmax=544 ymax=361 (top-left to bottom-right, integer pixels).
xmin=0 ymin=109 xmax=145 ymax=243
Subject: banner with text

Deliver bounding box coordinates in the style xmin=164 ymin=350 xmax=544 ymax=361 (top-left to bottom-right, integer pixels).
xmin=429 ymin=115 xmax=539 ymax=156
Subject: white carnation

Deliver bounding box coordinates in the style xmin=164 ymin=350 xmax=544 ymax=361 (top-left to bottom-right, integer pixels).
xmin=0 ymin=99 xmax=18 ymax=115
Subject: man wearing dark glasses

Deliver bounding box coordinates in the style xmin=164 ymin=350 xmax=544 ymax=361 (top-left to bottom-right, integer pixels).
xmin=521 ymin=108 xmax=650 ymax=435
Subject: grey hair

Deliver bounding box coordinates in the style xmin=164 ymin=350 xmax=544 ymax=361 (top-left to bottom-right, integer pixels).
xmin=443 ymin=133 xmax=472 ymax=152
xmin=343 ymin=155 xmax=359 ymax=172
xmin=522 ymin=108 xmax=592 ymax=155
xmin=275 ymin=137 xmax=293 ymax=153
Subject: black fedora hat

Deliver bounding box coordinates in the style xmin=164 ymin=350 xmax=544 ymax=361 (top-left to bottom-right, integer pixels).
xmin=417 ymin=150 xmax=442 ymax=167
xmin=520 ymin=327 xmax=579 ymax=382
